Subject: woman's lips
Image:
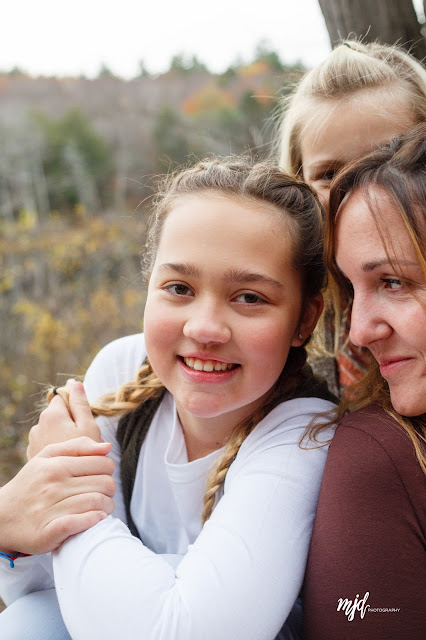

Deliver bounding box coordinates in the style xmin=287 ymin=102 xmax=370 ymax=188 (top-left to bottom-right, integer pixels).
xmin=378 ymin=357 xmax=413 ymax=376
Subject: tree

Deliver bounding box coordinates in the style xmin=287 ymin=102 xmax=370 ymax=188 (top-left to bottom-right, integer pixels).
xmin=318 ymin=0 xmax=426 ymax=60
xmin=34 ymin=109 xmax=112 ymax=212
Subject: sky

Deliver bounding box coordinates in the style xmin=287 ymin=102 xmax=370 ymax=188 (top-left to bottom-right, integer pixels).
xmin=3 ymin=1 xmax=424 ymax=79
xmin=2 ymin=0 xmax=333 ymax=78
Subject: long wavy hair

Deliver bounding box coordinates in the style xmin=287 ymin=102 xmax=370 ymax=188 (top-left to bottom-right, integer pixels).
xmin=69 ymin=158 xmax=327 ymax=522
xmin=308 ymin=123 xmax=426 ymax=472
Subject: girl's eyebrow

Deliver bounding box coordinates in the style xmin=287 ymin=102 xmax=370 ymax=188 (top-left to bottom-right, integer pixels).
xmin=158 ymin=263 xmax=285 ymax=289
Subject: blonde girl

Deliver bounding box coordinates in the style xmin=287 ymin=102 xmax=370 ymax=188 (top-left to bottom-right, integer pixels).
xmin=278 ymin=39 xmax=426 ymax=394
xmin=0 ymin=158 xmax=335 ymax=640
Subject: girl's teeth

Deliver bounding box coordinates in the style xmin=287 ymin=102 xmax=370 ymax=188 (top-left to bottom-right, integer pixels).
xmin=183 ymin=358 xmax=234 ymax=372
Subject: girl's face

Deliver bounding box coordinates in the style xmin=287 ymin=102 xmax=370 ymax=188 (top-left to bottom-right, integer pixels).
xmin=144 ymin=194 xmax=322 ymax=435
xmin=301 ymin=87 xmax=415 ymax=209
xmin=335 ymin=187 xmax=426 ymax=417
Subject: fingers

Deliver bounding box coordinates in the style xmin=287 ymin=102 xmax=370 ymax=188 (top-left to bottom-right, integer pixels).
xmin=46 ymin=511 xmax=109 ymax=549
xmin=68 ymin=382 xmax=102 ymax=441
xmin=37 ymin=437 xmax=111 ymax=459
xmin=51 ymin=491 xmax=115 ymax=520
xmin=66 ymin=473 xmax=116 ymax=498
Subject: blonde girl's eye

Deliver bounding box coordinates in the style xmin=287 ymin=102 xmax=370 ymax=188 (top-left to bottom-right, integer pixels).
xmin=234 ymin=292 xmax=266 ymax=304
xmin=164 ymin=283 xmax=194 ymax=296
xmin=380 ymin=277 xmax=402 ymax=291
xmin=320 ymin=168 xmax=336 ymax=182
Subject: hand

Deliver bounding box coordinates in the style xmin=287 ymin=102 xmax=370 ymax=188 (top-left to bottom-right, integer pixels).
xmin=0 ymin=437 xmax=115 ymax=555
xmin=27 ymin=380 xmax=102 ymax=460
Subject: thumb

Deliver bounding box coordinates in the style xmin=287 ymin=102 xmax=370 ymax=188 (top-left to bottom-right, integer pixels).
xmin=69 ymin=382 xmax=101 ymax=441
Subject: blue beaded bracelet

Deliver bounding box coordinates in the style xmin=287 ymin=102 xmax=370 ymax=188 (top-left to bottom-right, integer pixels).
xmin=0 ymin=551 xmax=30 ymax=568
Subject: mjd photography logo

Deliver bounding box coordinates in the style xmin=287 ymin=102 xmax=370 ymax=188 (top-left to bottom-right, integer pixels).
xmin=337 ymin=592 xmax=400 ymax=621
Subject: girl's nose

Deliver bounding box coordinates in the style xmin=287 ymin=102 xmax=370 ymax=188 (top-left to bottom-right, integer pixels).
xmin=349 ymin=293 xmax=391 ymax=347
xmin=183 ymin=300 xmax=231 ymax=344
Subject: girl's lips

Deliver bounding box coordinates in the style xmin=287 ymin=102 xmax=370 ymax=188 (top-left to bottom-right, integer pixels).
xmin=178 ymin=357 xmax=240 ymax=384
xmin=181 ymin=356 xmax=238 ymax=372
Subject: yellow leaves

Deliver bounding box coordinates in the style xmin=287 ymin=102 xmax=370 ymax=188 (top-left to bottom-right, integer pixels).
xmin=0 ymin=271 xmax=13 ymax=293
xmin=238 ymin=61 xmax=271 ymax=77
xmin=18 ymin=209 xmax=38 ymax=231
xmin=74 ymin=203 xmax=88 ymax=219
xmin=183 ymin=86 xmax=235 ymax=115
xmin=13 ymin=301 xmax=72 ymax=362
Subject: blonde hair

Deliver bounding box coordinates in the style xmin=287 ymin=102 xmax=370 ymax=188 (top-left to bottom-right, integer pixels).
xmin=311 ymin=123 xmax=426 ymax=472
xmin=279 ymin=40 xmax=426 ymax=177
xmin=50 ymin=158 xmax=327 ymax=523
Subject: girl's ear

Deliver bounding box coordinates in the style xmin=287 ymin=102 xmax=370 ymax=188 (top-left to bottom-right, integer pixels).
xmin=291 ymin=294 xmax=324 ymax=347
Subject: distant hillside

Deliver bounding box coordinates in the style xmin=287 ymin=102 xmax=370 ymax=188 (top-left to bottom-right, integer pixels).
xmin=0 ymin=59 xmax=304 ymax=220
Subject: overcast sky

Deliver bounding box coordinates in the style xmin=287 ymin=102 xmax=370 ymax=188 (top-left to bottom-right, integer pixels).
xmin=3 ymin=1 xmax=424 ymax=79
xmin=3 ymin=0 xmax=333 ymax=77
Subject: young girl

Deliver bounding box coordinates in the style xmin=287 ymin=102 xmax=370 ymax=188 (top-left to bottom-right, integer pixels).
xmin=304 ymin=123 xmax=426 ymax=638
xmin=0 ymin=159 xmax=336 ymax=640
xmin=278 ymin=39 xmax=426 ymax=394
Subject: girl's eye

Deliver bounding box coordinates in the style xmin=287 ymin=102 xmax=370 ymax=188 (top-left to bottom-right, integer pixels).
xmin=321 ymin=169 xmax=336 ymax=182
xmin=381 ymin=277 xmax=402 ymax=290
xmin=234 ymin=292 xmax=265 ymax=304
xmin=164 ymin=284 xmax=193 ymax=296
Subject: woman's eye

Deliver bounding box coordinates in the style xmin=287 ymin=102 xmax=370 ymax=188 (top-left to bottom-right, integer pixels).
xmin=165 ymin=284 xmax=193 ymax=296
xmin=381 ymin=277 xmax=402 ymax=290
xmin=234 ymin=292 xmax=265 ymax=304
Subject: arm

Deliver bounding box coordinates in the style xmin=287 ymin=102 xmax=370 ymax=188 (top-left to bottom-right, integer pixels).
xmin=0 ymin=438 xmax=114 ymax=605
xmin=0 ymin=333 xmax=144 ymax=605
xmin=53 ymin=397 xmax=333 ymax=640
xmin=304 ymin=419 xmax=426 ymax=639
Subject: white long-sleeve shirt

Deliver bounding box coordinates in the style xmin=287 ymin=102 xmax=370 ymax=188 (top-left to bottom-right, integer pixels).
xmin=0 ymin=334 xmax=335 ymax=640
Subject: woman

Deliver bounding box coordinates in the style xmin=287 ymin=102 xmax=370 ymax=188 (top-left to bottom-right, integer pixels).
xmin=303 ymin=123 xmax=426 ymax=639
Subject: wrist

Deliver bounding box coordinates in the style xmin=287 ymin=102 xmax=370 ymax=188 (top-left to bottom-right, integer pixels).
xmin=0 ymin=550 xmax=31 ymax=568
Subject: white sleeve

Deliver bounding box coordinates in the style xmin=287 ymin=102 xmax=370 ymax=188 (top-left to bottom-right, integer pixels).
xmin=53 ymin=400 xmax=335 ymax=640
xmin=0 ymin=554 xmax=54 ymax=606
xmin=0 ymin=334 xmax=145 ymax=606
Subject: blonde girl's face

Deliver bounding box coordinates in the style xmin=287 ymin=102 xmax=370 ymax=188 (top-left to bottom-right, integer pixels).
xmin=143 ymin=194 xmax=322 ymax=438
xmin=300 ymin=87 xmax=416 ymax=209
xmin=335 ymin=187 xmax=426 ymax=417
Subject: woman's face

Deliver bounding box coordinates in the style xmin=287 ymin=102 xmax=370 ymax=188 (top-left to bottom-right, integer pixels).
xmin=335 ymin=186 xmax=426 ymax=417
xmin=143 ymin=193 xmax=322 ymax=438
xmin=301 ymin=87 xmax=415 ymax=209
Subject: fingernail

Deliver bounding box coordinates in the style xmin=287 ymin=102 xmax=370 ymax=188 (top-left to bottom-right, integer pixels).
xmin=74 ymin=382 xmax=86 ymax=394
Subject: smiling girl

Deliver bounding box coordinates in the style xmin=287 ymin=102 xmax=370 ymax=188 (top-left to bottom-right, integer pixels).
xmin=0 ymin=159 xmax=336 ymax=640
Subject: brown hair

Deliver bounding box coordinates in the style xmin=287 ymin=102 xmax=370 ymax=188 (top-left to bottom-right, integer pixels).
xmin=278 ymin=40 xmax=426 ymax=177
xmin=312 ymin=123 xmax=426 ymax=471
xmin=53 ymin=158 xmax=327 ymax=522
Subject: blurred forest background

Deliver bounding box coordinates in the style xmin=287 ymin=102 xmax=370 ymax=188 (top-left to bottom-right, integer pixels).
xmin=0 ymin=43 xmax=303 ymax=484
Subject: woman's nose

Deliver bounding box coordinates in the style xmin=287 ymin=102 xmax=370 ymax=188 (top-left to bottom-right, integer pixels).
xmin=183 ymin=299 xmax=231 ymax=344
xmin=349 ymin=292 xmax=391 ymax=347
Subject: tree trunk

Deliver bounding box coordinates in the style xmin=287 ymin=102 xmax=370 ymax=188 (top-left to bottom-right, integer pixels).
xmin=318 ymin=0 xmax=426 ymax=61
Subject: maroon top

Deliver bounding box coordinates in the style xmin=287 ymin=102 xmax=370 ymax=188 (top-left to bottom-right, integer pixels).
xmin=304 ymin=405 xmax=426 ymax=640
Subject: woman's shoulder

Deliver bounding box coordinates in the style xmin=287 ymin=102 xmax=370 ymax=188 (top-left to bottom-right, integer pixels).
xmin=84 ymin=333 xmax=146 ymax=402
xmin=337 ymin=404 xmax=416 ymax=455
xmin=331 ymin=404 xmax=425 ymax=498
